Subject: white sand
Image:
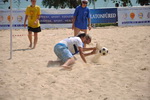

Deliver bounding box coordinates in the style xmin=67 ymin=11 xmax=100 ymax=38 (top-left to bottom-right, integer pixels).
xmin=0 ymin=26 xmax=150 ymax=100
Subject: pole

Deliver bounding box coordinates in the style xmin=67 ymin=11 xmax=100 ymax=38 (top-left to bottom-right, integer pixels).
xmin=10 ymin=0 xmax=12 ymax=59
xmin=93 ymin=0 xmax=96 ymax=28
xmin=93 ymin=0 xmax=95 ymax=9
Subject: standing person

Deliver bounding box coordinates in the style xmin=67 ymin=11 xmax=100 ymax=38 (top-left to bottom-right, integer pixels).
xmin=50 ymin=33 xmax=96 ymax=70
xmin=24 ymin=0 xmax=41 ymax=49
xmin=72 ymin=0 xmax=91 ymax=36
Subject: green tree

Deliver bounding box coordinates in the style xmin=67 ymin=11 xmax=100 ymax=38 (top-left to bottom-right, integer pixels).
xmin=136 ymin=0 xmax=149 ymax=6
xmin=104 ymin=0 xmax=149 ymax=7
xmin=42 ymin=0 xmax=97 ymax=9
xmin=2 ymin=0 xmax=20 ymax=6
xmin=3 ymin=0 xmax=8 ymax=3
xmin=104 ymin=0 xmax=132 ymax=7
xmin=2 ymin=0 xmax=149 ymax=8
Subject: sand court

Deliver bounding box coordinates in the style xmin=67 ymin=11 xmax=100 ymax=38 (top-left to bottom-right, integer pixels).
xmin=0 ymin=26 xmax=150 ymax=100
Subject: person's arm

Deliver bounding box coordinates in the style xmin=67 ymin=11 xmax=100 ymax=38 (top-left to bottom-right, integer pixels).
xmin=87 ymin=8 xmax=91 ymax=30
xmin=78 ymin=47 xmax=87 ymax=63
xmin=34 ymin=15 xmax=40 ymax=25
xmin=34 ymin=7 xmax=41 ymax=25
xmin=83 ymin=47 xmax=96 ymax=57
xmin=72 ymin=7 xmax=79 ymax=30
xmin=78 ymin=47 xmax=96 ymax=63
xmin=84 ymin=50 xmax=96 ymax=56
xmin=88 ymin=18 xmax=91 ymax=30
xmin=83 ymin=47 xmax=96 ymax=51
xmin=24 ymin=15 xmax=28 ymax=27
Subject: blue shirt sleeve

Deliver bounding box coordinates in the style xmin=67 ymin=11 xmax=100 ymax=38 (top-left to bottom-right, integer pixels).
xmin=87 ymin=8 xmax=90 ymax=18
xmin=73 ymin=6 xmax=80 ymax=17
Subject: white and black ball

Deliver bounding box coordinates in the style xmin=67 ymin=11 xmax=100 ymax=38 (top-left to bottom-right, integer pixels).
xmin=99 ymin=47 xmax=108 ymax=56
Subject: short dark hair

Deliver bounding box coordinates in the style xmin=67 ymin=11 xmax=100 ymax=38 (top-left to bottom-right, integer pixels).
xmin=77 ymin=33 xmax=91 ymax=41
xmin=77 ymin=33 xmax=86 ymax=38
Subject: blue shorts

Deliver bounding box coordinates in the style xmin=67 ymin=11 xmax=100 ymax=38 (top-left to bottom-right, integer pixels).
xmin=54 ymin=43 xmax=73 ymax=63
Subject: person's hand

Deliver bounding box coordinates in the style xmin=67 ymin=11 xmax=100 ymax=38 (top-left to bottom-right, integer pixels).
xmin=88 ymin=25 xmax=91 ymax=30
xmin=72 ymin=24 xmax=74 ymax=30
xmin=91 ymin=47 xmax=96 ymax=54
xmin=24 ymin=23 xmax=26 ymax=28
xmin=34 ymin=20 xmax=38 ymax=25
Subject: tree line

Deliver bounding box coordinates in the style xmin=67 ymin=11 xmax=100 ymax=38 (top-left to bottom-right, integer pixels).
xmin=3 ymin=0 xmax=149 ymax=9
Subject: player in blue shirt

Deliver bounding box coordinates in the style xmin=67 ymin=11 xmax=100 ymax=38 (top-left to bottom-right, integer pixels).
xmin=72 ymin=0 xmax=91 ymax=36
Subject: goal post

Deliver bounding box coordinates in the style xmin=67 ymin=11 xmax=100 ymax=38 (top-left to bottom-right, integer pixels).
xmin=10 ymin=0 xmax=13 ymax=59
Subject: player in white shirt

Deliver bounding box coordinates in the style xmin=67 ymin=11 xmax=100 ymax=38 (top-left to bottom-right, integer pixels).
xmin=53 ymin=33 xmax=96 ymax=69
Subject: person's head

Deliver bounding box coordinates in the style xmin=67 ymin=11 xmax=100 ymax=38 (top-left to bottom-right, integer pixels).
xmin=77 ymin=33 xmax=91 ymax=44
xmin=81 ymin=0 xmax=88 ymax=7
xmin=31 ymin=0 xmax=36 ymax=6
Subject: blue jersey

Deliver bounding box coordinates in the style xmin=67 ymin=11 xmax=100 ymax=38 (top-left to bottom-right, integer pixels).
xmin=73 ymin=6 xmax=90 ymax=29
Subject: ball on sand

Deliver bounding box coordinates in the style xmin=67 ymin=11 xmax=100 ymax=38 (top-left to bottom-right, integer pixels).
xmin=99 ymin=47 xmax=108 ymax=56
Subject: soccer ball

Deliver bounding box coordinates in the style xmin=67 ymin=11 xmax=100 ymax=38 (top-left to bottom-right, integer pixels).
xmin=99 ymin=47 xmax=108 ymax=56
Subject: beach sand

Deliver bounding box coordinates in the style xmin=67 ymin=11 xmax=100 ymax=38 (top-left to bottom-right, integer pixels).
xmin=0 ymin=26 xmax=150 ymax=100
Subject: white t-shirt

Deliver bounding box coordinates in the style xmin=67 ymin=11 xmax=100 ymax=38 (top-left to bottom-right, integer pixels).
xmin=59 ymin=37 xmax=83 ymax=55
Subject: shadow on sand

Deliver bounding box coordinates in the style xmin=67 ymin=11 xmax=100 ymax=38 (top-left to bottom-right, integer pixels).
xmin=47 ymin=60 xmax=62 ymax=67
xmin=47 ymin=61 xmax=72 ymax=71
xmin=13 ymin=48 xmax=33 ymax=52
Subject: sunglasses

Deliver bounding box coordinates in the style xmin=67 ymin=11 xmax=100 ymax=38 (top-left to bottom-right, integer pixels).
xmin=82 ymin=1 xmax=88 ymax=4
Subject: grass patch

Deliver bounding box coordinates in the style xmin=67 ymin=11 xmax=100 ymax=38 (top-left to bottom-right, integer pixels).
xmin=92 ymin=23 xmax=118 ymax=27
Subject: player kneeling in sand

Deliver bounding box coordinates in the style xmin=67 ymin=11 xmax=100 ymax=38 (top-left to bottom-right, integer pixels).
xmin=51 ymin=33 xmax=96 ymax=69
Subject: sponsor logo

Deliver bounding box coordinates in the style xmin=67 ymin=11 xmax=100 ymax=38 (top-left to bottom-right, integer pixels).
xmin=0 ymin=16 xmax=3 ymax=22
xmin=130 ymin=12 xmax=135 ymax=19
xmin=138 ymin=13 xmax=143 ymax=19
xmin=91 ymin=13 xmax=116 ymax=19
xmin=122 ymin=13 xmax=127 ymax=19
xmin=147 ymin=12 xmax=150 ymax=18
xmin=17 ymin=15 xmax=23 ymax=22
xmin=7 ymin=15 xmax=13 ymax=22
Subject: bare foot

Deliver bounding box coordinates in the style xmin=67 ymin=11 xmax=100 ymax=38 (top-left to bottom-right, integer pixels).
xmin=29 ymin=44 xmax=32 ymax=48
xmin=32 ymin=44 xmax=36 ymax=49
xmin=60 ymin=65 xmax=72 ymax=71
xmin=32 ymin=46 xmax=35 ymax=49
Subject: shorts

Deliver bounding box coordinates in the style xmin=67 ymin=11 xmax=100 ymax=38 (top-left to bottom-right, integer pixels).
xmin=54 ymin=43 xmax=73 ymax=63
xmin=28 ymin=26 xmax=41 ymax=32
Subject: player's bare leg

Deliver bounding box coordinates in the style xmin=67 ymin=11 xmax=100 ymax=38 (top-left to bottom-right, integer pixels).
xmin=74 ymin=27 xmax=81 ymax=36
xmin=81 ymin=29 xmax=87 ymax=34
xmin=28 ymin=31 xmax=32 ymax=48
xmin=33 ymin=32 xmax=38 ymax=49
xmin=61 ymin=57 xmax=75 ymax=70
xmin=80 ymin=29 xmax=88 ymax=47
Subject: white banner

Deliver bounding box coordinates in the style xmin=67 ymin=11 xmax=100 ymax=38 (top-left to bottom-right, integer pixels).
xmin=40 ymin=9 xmax=74 ymax=29
xmin=118 ymin=6 xmax=150 ymax=26
xmin=0 ymin=9 xmax=74 ymax=30
xmin=0 ymin=10 xmax=25 ymax=29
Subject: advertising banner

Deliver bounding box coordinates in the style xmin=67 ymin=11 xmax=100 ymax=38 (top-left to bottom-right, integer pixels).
xmin=0 ymin=9 xmax=74 ymax=29
xmin=90 ymin=8 xmax=117 ymax=23
xmin=40 ymin=8 xmax=118 ymax=24
xmin=0 ymin=10 xmax=25 ymax=29
xmin=118 ymin=7 xmax=150 ymax=26
xmin=0 ymin=8 xmax=118 ymax=30
xmin=39 ymin=9 xmax=74 ymax=29
xmin=40 ymin=14 xmax=73 ymax=24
